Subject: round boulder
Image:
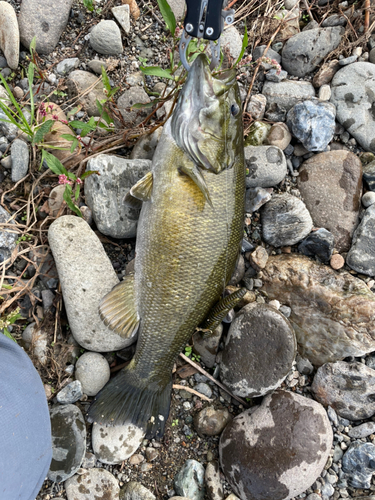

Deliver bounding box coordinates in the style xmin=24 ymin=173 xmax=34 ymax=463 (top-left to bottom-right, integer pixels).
xmin=219 ymin=391 xmax=333 ymax=500
xmin=220 ymin=304 xmax=296 ymax=397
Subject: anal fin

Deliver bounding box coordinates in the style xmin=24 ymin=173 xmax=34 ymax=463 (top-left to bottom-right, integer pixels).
xmin=99 ymin=274 xmax=140 ymax=339
xmin=130 ymin=171 xmax=153 ymax=201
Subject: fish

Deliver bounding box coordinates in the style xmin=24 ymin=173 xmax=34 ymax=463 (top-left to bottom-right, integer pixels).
xmin=87 ymin=53 xmax=245 ymax=438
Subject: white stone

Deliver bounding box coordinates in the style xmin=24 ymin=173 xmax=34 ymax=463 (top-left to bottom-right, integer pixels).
xmin=112 ymin=5 xmax=131 ymax=35
xmin=75 ymin=352 xmax=110 ymax=396
xmin=0 ymin=2 xmax=19 ymax=69
xmin=362 ymin=191 xmax=375 ymax=208
xmin=319 ymin=84 xmax=331 ymax=101
xmin=92 ymin=422 xmax=144 ymax=464
xmin=65 ymin=468 xmax=119 ymax=500
xmin=221 ymin=26 xmax=243 ymax=62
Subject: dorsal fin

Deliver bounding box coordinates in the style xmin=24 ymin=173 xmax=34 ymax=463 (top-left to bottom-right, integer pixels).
xmin=130 ymin=172 xmax=153 ymax=201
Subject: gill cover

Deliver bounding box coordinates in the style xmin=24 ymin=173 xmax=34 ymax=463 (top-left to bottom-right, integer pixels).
xmin=171 ymin=53 xmax=242 ymax=174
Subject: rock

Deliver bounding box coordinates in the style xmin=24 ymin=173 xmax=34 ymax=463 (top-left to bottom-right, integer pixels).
xmin=66 ymin=70 xmax=107 ymax=116
xmin=56 ymin=57 xmax=79 ymax=75
xmin=261 ymin=254 xmax=375 ymax=366
xmin=195 ymin=382 xmax=212 ymax=399
xmin=262 ymin=80 xmax=315 ymax=113
xmin=297 ymin=151 xmax=362 ymax=252
xmin=19 ymin=0 xmax=73 ymax=55
xmin=174 ymin=459 xmax=205 ymax=500
xmin=92 ymin=422 xmax=144 ymax=464
xmin=120 ymin=481 xmax=155 ymax=500
xmin=90 ymin=20 xmax=123 ymax=55
xmin=220 ymin=304 xmax=296 ymax=397
xmin=298 ymin=228 xmax=335 ymax=262
xmin=194 ymin=406 xmax=232 ymax=436
xmin=228 ymin=254 xmax=245 ymax=285
xmin=0 ymin=2 xmax=19 ymax=69
xmin=48 ymin=216 xmax=132 ymax=351
xmin=244 ymin=121 xmax=271 ymax=147
xmin=112 ymin=5 xmax=131 ymax=35
xmin=331 ymin=62 xmax=375 ymax=153
xmin=88 ymin=59 xmax=107 ymax=74
xmin=75 ymin=352 xmax=110 ymax=396
xmin=322 ymin=14 xmax=347 ymax=27
xmin=312 ymin=361 xmax=375 ymax=420
xmin=363 ymin=160 xmax=375 ymax=191
xmin=84 ymin=155 xmax=151 ymax=238
xmin=347 ymin=205 xmax=375 ymax=276
xmin=220 ymin=391 xmax=332 ymax=500
xmin=261 ymin=193 xmax=313 ymax=247
xmin=266 ymin=123 xmax=292 ymax=151
xmin=286 ymin=100 xmax=336 ymax=151
xmin=48 ymin=185 xmax=66 ymax=217
xmin=265 ymin=68 xmax=288 ymax=83
xmin=221 ymin=26 xmax=243 ymax=63
xmin=342 ymin=442 xmax=375 ymax=489
xmin=192 ymin=325 xmax=223 ymax=369
xmin=249 ymin=246 xmax=268 ymax=271
xmin=318 ymin=84 xmax=332 ymax=101
xmin=247 ymin=94 xmax=267 ymax=121
xmin=205 ymin=461 xmax=223 ymax=500
xmin=252 ymin=45 xmax=281 ymax=64
xmin=56 ymin=380 xmax=83 ymax=404
xmin=348 ymin=422 xmax=375 ymax=439
xmin=145 ymin=447 xmax=159 ymax=462
xmin=245 ymin=187 xmax=272 ymax=213
xmin=339 ymin=55 xmax=358 ymax=66
xmin=245 ymin=146 xmax=287 ymax=188
xmin=130 ymin=127 xmax=163 ymax=160
xmin=330 ymin=253 xmax=345 ymax=270
xmin=264 ymin=102 xmax=287 ymax=122
xmin=22 ymin=322 xmax=48 ymax=364
xmin=48 ymin=404 xmax=86 ymax=483
xmin=282 ymin=27 xmax=343 ymax=77
xmin=42 ymin=289 xmax=55 ymax=310
xmin=11 ymin=139 xmax=29 ymax=182
xmin=362 ymin=191 xmax=375 ymax=207
xmin=81 ymin=452 xmax=96 ymax=469
xmin=0 ymin=205 xmax=17 ymax=263
xmin=65 ymin=468 xmax=120 ymax=500
xmin=0 ymin=109 xmax=18 ymax=139
xmin=313 ymin=59 xmax=340 ymax=88
xmin=117 ymin=86 xmax=151 ymax=126
xmin=167 ymin=0 xmax=185 ymax=21
xmin=296 ymin=356 xmax=314 ymax=375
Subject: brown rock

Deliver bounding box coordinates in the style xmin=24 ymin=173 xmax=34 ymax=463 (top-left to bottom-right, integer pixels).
xmin=330 ymin=254 xmax=345 ymax=270
xmin=194 ymin=406 xmax=232 ymax=436
xmin=66 ymin=70 xmax=107 ymax=116
xmin=48 ymin=185 xmax=66 ymax=217
xmin=266 ymin=123 xmax=292 ymax=151
xmin=297 ymin=151 xmax=362 ymax=252
xmin=249 ymin=246 xmax=269 ymax=271
xmin=313 ymin=59 xmax=340 ymax=88
xmin=261 ymin=254 xmax=375 ymax=366
xmin=122 ymin=0 xmax=140 ymax=19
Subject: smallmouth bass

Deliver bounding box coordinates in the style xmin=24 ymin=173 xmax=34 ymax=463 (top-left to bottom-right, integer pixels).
xmin=88 ymin=54 xmax=245 ymax=438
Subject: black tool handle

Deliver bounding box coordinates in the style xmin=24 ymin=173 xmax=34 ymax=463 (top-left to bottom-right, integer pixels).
xmin=184 ymin=0 xmax=225 ymax=40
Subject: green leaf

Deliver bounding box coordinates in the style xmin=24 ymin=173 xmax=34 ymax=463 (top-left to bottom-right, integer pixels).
xmin=83 ymin=0 xmax=94 ymax=11
xmin=29 ymin=36 xmax=37 ymax=54
xmin=101 ymin=66 xmax=111 ymax=94
xmin=33 ymin=119 xmax=53 ymax=144
xmin=2 ymin=328 xmax=16 ymax=342
xmin=42 ymin=150 xmax=69 ymax=176
xmin=63 ymin=187 xmax=82 ymax=217
xmin=157 ymin=0 xmax=176 ymax=36
xmin=140 ymin=66 xmax=175 ymax=80
xmin=233 ymin=23 xmax=248 ymax=68
xmin=0 ymin=72 xmax=32 ymax=134
xmin=131 ymin=101 xmax=157 ymax=110
xmin=75 ymin=184 xmax=80 ymax=201
xmin=27 ymin=63 xmax=35 ymax=124
xmin=69 ymin=120 xmax=96 ymax=136
xmin=70 ymin=138 xmax=79 ymax=153
xmin=81 ymin=170 xmax=99 ymax=180
xmin=61 ymin=134 xmax=77 ymax=142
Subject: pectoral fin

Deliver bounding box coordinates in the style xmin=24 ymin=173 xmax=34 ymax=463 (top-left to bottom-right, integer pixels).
xmin=178 ymin=160 xmax=213 ymax=208
xmin=130 ymin=171 xmax=153 ymax=201
xmin=99 ymin=274 xmax=140 ymax=339
xmin=124 ymin=191 xmax=143 ymax=210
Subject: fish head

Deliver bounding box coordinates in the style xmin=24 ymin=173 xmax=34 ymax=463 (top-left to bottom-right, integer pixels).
xmin=171 ymin=53 xmax=243 ymax=173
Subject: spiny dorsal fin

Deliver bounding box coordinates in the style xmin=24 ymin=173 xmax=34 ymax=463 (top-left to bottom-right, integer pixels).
xmin=124 ymin=191 xmax=143 ymax=210
xmin=99 ymin=274 xmax=140 ymax=339
xmin=130 ymin=171 xmax=153 ymax=201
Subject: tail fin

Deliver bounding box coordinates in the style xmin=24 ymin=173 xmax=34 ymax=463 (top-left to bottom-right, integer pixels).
xmin=87 ymin=363 xmax=172 ymax=439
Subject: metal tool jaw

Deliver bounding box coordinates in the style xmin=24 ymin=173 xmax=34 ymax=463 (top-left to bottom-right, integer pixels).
xmin=179 ymin=0 xmax=235 ymax=71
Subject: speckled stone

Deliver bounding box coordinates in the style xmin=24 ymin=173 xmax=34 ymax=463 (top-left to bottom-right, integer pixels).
xmin=89 ymin=20 xmax=123 ymax=54
xmin=220 ymin=304 xmax=296 ymax=398
xmin=342 ymin=442 xmax=375 ymax=488
xmin=92 ymin=422 xmax=144 ymax=464
xmin=0 ymin=205 xmax=17 ymax=263
xmin=120 ymin=481 xmax=156 ymax=500
xmin=65 ymin=468 xmax=120 ymax=500
xmin=262 ymin=80 xmax=315 ymax=113
xmin=347 ymin=205 xmax=375 ymax=276
xmin=205 ymin=461 xmax=224 ymax=500
xmin=220 ymin=391 xmax=333 ymax=500
xmin=194 ymin=406 xmax=232 ymax=437
xmin=174 ymin=459 xmax=205 ymax=500
xmin=266 ymin=123 xmax=292 ymax=151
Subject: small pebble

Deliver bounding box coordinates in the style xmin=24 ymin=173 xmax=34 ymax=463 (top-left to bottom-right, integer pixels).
xmin=330 ymin=254 xmax=345 ymax=270
xmin=362 ymin=191 xmax=375 ymax=207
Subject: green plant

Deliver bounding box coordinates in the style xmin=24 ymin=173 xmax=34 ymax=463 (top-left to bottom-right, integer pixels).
xmin=0 ymin=307 xmax=22 ymax=342
xmin=184 ymin=345 xmax=201 ymax=362
xmin=16 ymin=234 xmax=32 ymax=244
xmin=171 ymin=419 xmax=179 ymax=426
xmin=82 ymin=0 xmax=94 ymax=12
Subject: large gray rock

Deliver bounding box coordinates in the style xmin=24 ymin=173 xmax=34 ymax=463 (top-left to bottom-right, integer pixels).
xmin=48 ymin=404 xmax=86 ymax=483
xmin=75 ymin=352 xmax=110 ymax=396
xmin=90 ymin=20 xmax=123 ymax=55
xmin=174 ymin=460 xmax=205 ymax=500
xmin=11 ymin=139 xmax=29 ymax=182
xmin=282 ymin=27 xmax=343 ymax=77
xmin=65 ymin=468 xmax=120 ymax=500
xmin=298 ymin=151 xmax=362 ymax=252
xmin=220 ymin=391 xmax=333 ymax=500
xmin=48 ymin=216 xmax=132 ymax=351
xmin=117 ymin=86 xmax=151 ymax=126
xmin=92 ymin=422 xmax=144 ymax=464
xmin=261 ymin=193 xmax=313 ymax=247
xmin=331 ymin=63 xmax=375 ymax=153
xmin=0 ymin=2 xmax=19 ymax=69
xmin=84 ymin=155 xmax=151 ymax=239
xmin=312 ymin=361 xmax=375 ymax=420
xmin=262 ymin=80 xmax=315 ymax=113
xmin=245 ymin=146 xmax=287 ymax=188
xmin=220 ymin=304 xmax=296 ymax=398
xmin=18 ymin=0 xmax=73 ymax=55
xmin=0 ymin=206 xmax=17 ymax=263
xmin=66 ymin=70 xmax=107 ymax=116
xmin=347 ymin=204 xmax=375 ymax=276
xmin=260 ymin=254 xmax=375 ymax=366
xmin=342 ymin=442 xmax=375 ymax=489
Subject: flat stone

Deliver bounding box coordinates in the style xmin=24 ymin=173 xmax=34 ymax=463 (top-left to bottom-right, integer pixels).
xmin=221 ymin=26 xmax=243 ymax=63
xmin=261 ymin=254 xmax=375 ymax=366
xmin=117 ymin=86 xmax=151 ymax=126
xmin=348 ymin=422 xmax=375 ymax=438
xmin=174 ymin=460 xmax=205 ymax=500
xmin=245 ymin=187 xmax=272 ymax=213
xmin=56 ymin=380 xmax=83 ymax=404
xmin=266 ymin=123 xmax=292 ymax=151
xmin=247 ymin=94 xmax=267 ymax=121
xmin=220 ymin=304 xmax=296 ymax=397
xmin=298 ymin=228 xmax=335 ymax=262
xmin=75 ymin=352 xmax=110 ymax=396
xmin=265 ymin=68 xmax=288 ymax=83
xmin=0 ymin=2 xmax=19 ymax=69
xmin=65 ymin=468 xmax=120 ymax=500
xmin=192 ymin=324 xmax=223 ymax=369
xmin=18 ymin=0 xmax=73 ymax=55
xmin=92 ymin=422 xmax=144 ymax=464
xmin=342 ymin=442 xmax=375 ymax=489
xmin=120 ymin=481 xmax=155 ymax=500
xmin=319 ymin=84 xmax=332 ymax=101
xmin=286 ymin=100 xmax=336 ymax=151
xmin=249 ymin=246 xmax=268 ymax=271
xmin=0 ymin=205 xmax=17 ymax=263
xmin=347 ymin=204 xmax=375 ymax=276
xmin=194 ymin=406 xmax=232 ymax=437
xmin=322 ymin=14 xmax=347 ymax=27
xmin=228 ymin=254 xmax=245 ymax=285
xmin=245 ymin=146 xmax=287 ymax=188
xmin=90 ymin=20 xmax=123 ymax=55
xmin=262 ymin=80 xmax=315 ymax=113
xmin=66 ymin=70 xmax=107 ymax=116
xmin=87 ymin=59 xmax=107 ymax=75
xmin=298 ymin=151 xmax=362 ymax=252
xmin=48 ymin=404 xmax=86 ymax=483
xmin=48 ymin=216 xmax=132 ymax=351
xmin=112 ymin=5 xmax=131 ymax=35
xmin=84 ymin=155 xmax=151 ymax=239
xmin=11 ymin=139 xmax=29 ymax=182
xmin=261 ymin=193 xmax=313 ymax=247
xmin=282 ymin=27 xmax=343 ymax=77
xmin=313 ymin=59 xmax=341 ymax=88
xmin=220 ymin=391 xmax=333 ymax=500
xmin=56 ymin=57 xmax=79 ymax=75
xmin=312 ymin=361 xmax=375 ymax=420
xmin=48 ymin=185 xmax=66 ymax=217
xmin=330 ymin=62 xmax=375 ymax=153
xmin=252 ymin=45 xmax=281 ymax=64
xmin=205 ymin=461 xmax=224 ymax=500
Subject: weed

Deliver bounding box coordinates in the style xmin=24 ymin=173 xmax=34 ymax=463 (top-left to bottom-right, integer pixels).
xmin=184 ymin=345 xmax=201 ymax=362
xmin=0 ymin=307 xmax=22 ymax=342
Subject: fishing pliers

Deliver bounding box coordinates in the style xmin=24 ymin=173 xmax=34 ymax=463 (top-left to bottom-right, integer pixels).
xmin=179 ymin=0 xmax=235 ymax=71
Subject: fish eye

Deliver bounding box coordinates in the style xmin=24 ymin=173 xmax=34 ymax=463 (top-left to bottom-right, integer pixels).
xmin=231 ymin=103 xmax=240 ymax=116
